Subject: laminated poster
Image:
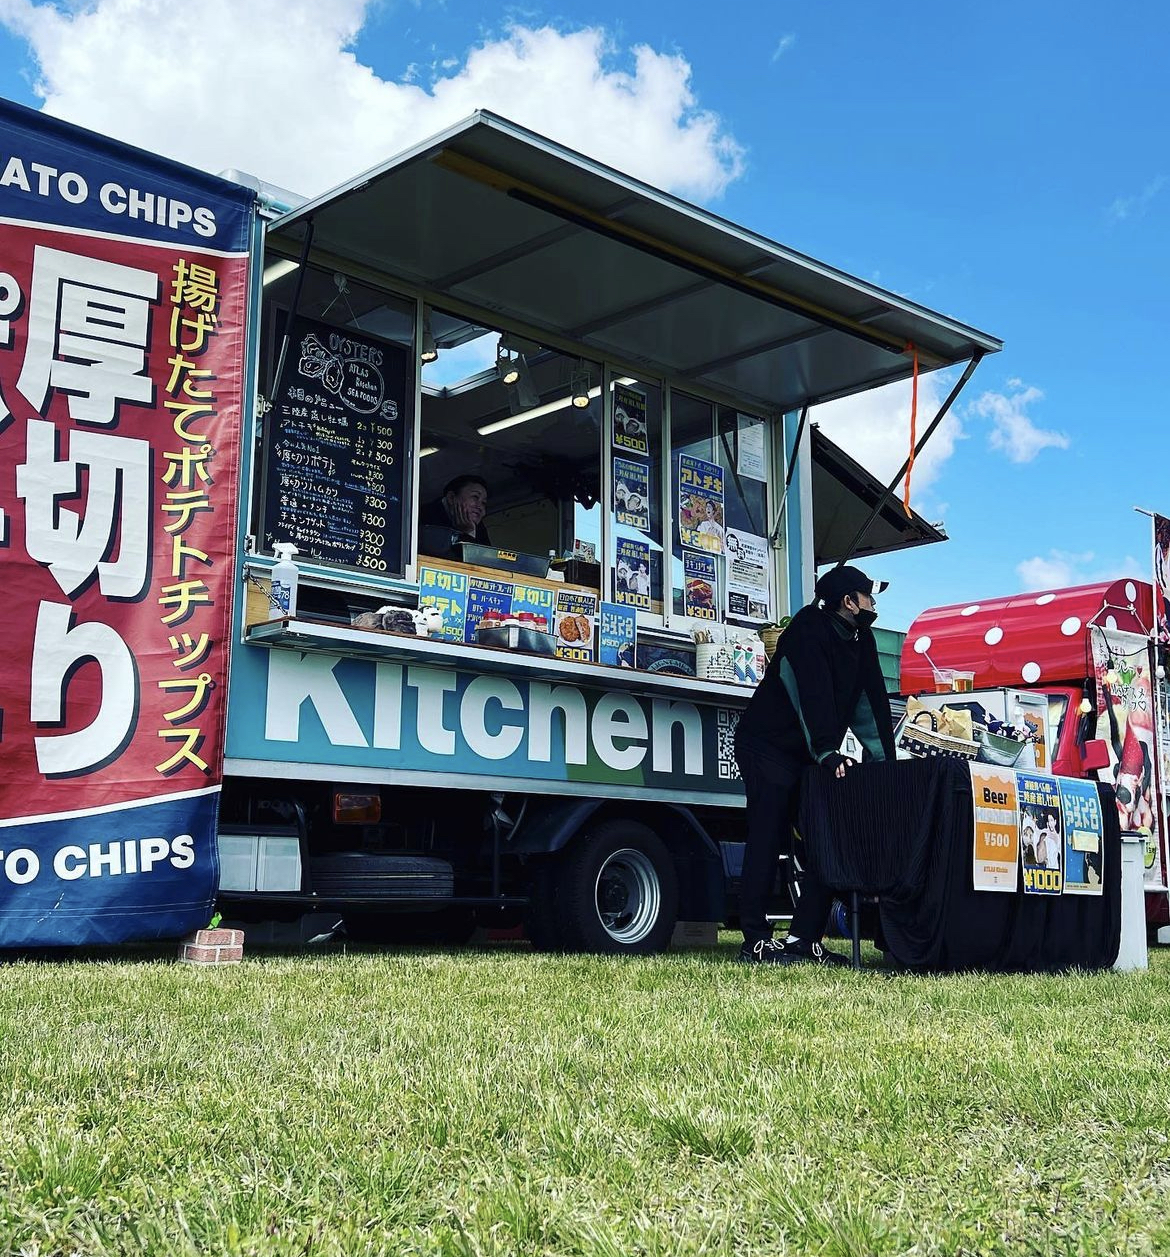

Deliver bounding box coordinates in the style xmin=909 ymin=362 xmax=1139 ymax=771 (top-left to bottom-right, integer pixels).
xmin=598 ymin=601 xmax=636 ymax=667
xmin=510 ymin=582 xmax=556 ymax=621
xmin=463 ymin=578 xmax=514 ymax=643
xmin=424 ymin=570 xmax=556 ymax=644
xmin=736 ymin=414 xmax=767 ymax=481
xmin=725 ymin=528 xmax=770 ymax=621
xmin=683 ymin=551 xmax=717 ymax=621
xmin=1059 ymin=777 xmax=1104 ymax=896
xmin=970 ymin=764 xmax=1019 ymax=893
xmin=614 ymin=537 xmax=652 ymax=609
xmin=678 ymin=454 xmax=725 ymax=555
xmin=554 ymin=589 xmax=598 ymax=662
xmin=613 ymin=383 xmax=649 ymax=457
xmin=418 ymin=565 xmax=469 ymax=643
xmin=613 ymin=456 xmax=650 ymax=532
xmin=1018 ymin=773 xmax=1064 ymax=895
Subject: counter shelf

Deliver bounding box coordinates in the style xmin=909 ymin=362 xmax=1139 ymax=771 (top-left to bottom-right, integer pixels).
xmin=245 ymin=615 xmax=754 ymax=705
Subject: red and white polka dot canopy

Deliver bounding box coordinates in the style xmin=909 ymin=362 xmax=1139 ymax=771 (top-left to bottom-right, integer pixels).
xmin=900 ymin=579 xmax=1153 ymax=694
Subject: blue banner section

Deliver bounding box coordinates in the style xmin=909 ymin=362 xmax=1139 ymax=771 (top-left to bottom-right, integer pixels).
xmin=0 ymin=793 xmax=219 ymax=947
xmin=0 ymin=98 xmax=254 ymax=252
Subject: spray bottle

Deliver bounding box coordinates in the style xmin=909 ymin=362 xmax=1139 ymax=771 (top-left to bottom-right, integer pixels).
xmin=745 ymin=630 xmax=766 ymax=686
xmin=270 ymin=543 xmax=300 ymax=619
xmin=732 ymin=637 xmax=749 ymax=685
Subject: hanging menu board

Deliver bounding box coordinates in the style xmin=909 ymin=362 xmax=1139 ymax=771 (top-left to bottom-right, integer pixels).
xmin=261 ymin=315 xmax=409 ymax=575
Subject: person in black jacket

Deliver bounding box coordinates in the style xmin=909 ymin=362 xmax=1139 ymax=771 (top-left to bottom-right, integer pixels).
xmin=734 ymin=564 xmax=896 ymax=964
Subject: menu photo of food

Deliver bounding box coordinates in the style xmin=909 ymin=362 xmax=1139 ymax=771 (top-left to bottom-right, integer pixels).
xmin=677 ymin=454 xmax=725 ymax=555
xmin=612 ymin=382 xmax=649 ymax=456
xmin=683 ymin=551 xmax=717 ymax=621
xmin=554 ymin=589 xmax=599 ymax=662
xmin=613 ymin=456 xmax=650 ymax=532
xmin=614 ymin=536 xmax=652 ymax=609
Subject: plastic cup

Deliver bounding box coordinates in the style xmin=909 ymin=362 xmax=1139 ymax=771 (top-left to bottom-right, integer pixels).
xmin=933 ymin=669 xmax=954 ymax=693
xmin=952 ymin=670 xmax=975 ymax=693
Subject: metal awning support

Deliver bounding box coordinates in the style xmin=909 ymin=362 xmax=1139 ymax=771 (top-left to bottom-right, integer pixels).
xmin=268 ymin=216 xmax=315 ymax=407
xmin=835 ymin=351 xmax=986 ymax=568
xmin=769 ymin=405 xmax=810 ymax=547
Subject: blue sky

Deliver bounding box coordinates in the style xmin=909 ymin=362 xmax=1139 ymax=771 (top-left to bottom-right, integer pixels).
xmin=1 ymin=0 xmax=1166 ymax=629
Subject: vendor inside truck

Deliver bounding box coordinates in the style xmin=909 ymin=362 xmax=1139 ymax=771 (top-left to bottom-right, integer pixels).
xmin=416 ymin=316 xmax=604 ymax=580
xmin=417 ymin=473 xmax=492 ymax=551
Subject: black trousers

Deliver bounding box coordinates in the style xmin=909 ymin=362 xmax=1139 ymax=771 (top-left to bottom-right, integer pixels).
xmin=736 ymin=747 xmax=835 ymax=945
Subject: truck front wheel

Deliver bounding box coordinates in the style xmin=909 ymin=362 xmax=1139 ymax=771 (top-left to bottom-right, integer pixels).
xmin=532 ymin=820 xmax=679 ymax=955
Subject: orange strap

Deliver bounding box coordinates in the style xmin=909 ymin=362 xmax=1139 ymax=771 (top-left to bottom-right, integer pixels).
xmin=903 ymin=342 xmax=919 ymax=516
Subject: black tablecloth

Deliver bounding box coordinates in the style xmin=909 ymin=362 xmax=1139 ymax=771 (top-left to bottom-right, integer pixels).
xmin=797 ymin=757 xmax=1122 ymax=972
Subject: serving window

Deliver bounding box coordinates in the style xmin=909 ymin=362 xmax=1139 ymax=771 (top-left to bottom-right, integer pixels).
xmin=669 ymin=395 xmax=773 ymax=631
xmin=717 ymin=406 xmax=772 ymax=625
xmin=418 ymin=307 xmax=602 ymax=574
xmin=250 ymin=269 xmax=776 ymax=676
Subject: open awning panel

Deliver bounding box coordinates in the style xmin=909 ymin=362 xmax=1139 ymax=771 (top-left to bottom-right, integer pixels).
xmin=810 ymin=427 xmax=945 ymax=564
xmin=268 ymin=111 xmax=1000 ymax=416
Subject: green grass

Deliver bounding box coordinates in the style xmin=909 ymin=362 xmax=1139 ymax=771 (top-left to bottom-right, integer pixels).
xmin=3 ymin=938 xmax=1170 ymax=1255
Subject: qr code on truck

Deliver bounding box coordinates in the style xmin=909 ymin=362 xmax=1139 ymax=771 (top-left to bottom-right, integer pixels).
xmin=716 ymin=709 xmax=740 ymax=781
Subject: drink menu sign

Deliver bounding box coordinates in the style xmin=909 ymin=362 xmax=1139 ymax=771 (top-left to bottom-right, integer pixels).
xmin=262 ymin=315 xmax=408 ymax=576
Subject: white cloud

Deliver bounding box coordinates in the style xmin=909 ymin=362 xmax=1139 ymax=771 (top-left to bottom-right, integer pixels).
xmin=771 ymin=34 xmax=796 ymax=62
xmin=1015 ymin=550 xmax=1142 ymax=591
xmin=812 ymin=372 xmax=961 ymax=500
xmin=0 ymin=1 xmax=745 ymax=201
xmin=1015 ymin=550 xmax=1096 ymax=590
xmin=970 ymin=380 xmax=1069 ymax=463
xmin=1107 ymin=175 xmax=1166 ymax=223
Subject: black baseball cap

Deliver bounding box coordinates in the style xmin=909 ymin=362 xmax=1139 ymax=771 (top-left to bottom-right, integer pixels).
xmin=814 ymin=565 xmax=889 ymax=605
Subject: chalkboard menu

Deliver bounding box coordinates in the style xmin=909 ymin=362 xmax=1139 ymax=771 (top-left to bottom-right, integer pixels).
xmin=261 ymin=315 xmax=409 ymax=575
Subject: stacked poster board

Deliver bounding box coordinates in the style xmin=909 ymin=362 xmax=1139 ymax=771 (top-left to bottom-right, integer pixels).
xmin=971 ymin=764 xmax=1104 ymax=897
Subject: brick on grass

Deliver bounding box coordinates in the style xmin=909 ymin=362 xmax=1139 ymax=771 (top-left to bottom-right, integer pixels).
xmin=179 ymin=927 xmax=245 ymax=965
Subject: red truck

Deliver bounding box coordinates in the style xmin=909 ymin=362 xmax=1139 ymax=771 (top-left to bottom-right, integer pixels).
xmin=900 ymin=578 xmax=1169 ymax=927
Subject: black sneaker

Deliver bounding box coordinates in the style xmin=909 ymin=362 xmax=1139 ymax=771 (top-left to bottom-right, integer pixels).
xmin=738 ymin=937 xmax=851 ymax=966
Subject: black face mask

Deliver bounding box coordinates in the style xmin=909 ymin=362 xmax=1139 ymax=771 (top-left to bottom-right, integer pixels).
xmin=853 ymin=606 xmax=878 ymax=630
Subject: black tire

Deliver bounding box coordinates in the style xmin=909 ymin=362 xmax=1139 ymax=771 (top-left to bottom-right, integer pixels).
xmin=530 ymin=819 xmax=679 ymax=955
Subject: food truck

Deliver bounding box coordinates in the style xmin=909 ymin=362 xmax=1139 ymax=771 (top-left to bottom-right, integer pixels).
xmin=0 ymin=96 xmax=1001 ymax=952
xmin=900 ymin=578 xmax=1170 ymax=927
